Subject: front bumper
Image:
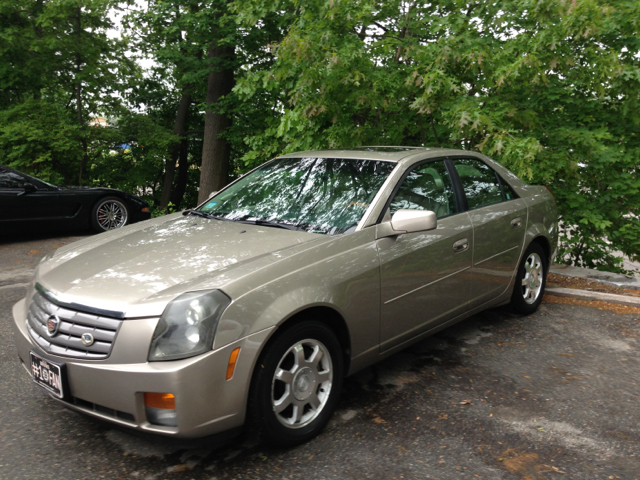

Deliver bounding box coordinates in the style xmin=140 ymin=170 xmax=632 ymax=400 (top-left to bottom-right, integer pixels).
xmin=12 ymin=298 xmax=273 ymax=438
xmin=132 ymin=209 xmax=152 ymax=224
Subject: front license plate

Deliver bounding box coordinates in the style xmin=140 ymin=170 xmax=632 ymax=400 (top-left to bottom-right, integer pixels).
xmin=30 ymin=352 xmax=64 ymax=399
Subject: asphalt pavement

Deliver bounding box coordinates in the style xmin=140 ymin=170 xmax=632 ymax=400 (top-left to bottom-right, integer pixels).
xmin=1 ymin=233 xmax=639 ymax=480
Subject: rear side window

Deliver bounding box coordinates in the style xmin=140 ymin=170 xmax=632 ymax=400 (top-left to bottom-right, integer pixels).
xmin=452 ymin=158 xmax=503 ymax=210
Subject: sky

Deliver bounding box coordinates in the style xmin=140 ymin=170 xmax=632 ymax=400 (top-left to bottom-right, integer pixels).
xmin=107 ymin=1 xmax=156 ymax=71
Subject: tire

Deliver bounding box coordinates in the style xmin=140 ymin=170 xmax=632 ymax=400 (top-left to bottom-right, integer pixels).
xmin=511 ymin=243 xmax=547 ymax=314
xmin=91 ymin=197 xmax=129 ymax=232
xmin=248 ymin=321 xmax=344 ymax=447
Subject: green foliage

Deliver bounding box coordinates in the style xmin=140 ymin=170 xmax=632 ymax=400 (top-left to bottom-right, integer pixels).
xmin=1 ymin=0 xmax=639 ymax=273
xmin=233 ymin=0 xmax=640 ymax=273
xmin=88 ymin=111 xmax=177 ymax=193
xmin=0 ymin=99 xmax=82 ymax=183
xmin=0 ymin=0 xmax=138 ymax=184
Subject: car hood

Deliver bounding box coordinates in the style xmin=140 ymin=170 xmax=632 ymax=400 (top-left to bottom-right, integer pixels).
xmin=36 ymin=214 xmax=325 ymax=318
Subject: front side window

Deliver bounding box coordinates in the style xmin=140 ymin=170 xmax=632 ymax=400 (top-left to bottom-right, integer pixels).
xmin=199 ymin=157 xmax=396 ymax=235
xmin=0 ymin=168 xmax=26 ymax=189
xmin=498 ymin=175 xmax=518 ymax=200
xmin=389 ymin=160 xmax=457 ymax=219
xmin=452 ymin=158 xmax=503 ymax=210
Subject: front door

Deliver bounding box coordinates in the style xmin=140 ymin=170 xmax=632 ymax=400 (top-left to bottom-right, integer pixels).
xmin=0 ymin=167 xmax=60 ymax=224
xmin=377 ymin=159 xmax=472 ymax=352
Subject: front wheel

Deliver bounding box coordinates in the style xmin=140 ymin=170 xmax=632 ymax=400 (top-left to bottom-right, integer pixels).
xmin=91 ymin=197 xmax=129 ymax=232
xmin=511 ymin=243 xmax=547 ymax=314
xmin=248 ymin=321 xmax=344 ymax=447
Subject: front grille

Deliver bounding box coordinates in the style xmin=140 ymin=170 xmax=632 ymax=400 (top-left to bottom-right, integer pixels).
xmin=26 ymin=291 xmax=122 ymax=359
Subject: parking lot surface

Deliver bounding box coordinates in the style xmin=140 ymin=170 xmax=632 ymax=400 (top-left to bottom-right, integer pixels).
xmin=1 ymin=234 xmax=639 ymax=480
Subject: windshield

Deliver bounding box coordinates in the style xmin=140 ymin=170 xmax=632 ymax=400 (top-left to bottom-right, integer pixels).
xmin=199 ymin=157 xmax=396 ymax=235
xmin=20 ymin=170 xmax=57 ymax=188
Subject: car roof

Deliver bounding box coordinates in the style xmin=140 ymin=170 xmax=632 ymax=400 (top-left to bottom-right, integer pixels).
xmin=277 ymin=147 xmax=480 ymax=164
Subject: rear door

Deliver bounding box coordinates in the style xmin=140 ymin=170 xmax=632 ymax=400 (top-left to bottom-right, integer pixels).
xmin=377 ymin=158 xmax=473 ymax=352
xmin=449 ymin=157 xmax=527 ymax=307
xmin=0 ymin=167 xmax=60 ymax=224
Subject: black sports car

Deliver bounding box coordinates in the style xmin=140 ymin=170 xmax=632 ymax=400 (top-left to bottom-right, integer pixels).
xmin=0 ymin=165 xmax=151 ymax=234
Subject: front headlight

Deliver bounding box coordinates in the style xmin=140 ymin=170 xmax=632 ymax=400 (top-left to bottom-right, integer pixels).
xmin=148 ymin=290 xmax=231 ymax=361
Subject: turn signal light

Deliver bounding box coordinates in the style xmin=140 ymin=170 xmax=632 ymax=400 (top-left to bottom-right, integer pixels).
xmin=144 ymin=392 xmax=175 ymax=410
xmin=141 ymin=207 xmax=149 ymax=212
xmin=226 ymin=347 xmax=241 ymax=380
xmin=145 ymin=392 xmax=177 ymax=426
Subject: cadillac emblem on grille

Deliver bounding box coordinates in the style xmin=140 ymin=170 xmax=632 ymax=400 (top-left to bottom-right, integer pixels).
xmin=81 ymin=333 xmax=95 ymax=347
xmin=46 ymin=315 xmax=60 ymax=337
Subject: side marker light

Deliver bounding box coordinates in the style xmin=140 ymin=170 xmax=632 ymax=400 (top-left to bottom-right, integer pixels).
xmin=226 ymin=347 xmax=241 ymax=380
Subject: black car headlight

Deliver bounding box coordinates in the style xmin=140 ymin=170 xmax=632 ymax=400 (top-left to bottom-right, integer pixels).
xmin=148 ymin=290 xmax=231 ymax=361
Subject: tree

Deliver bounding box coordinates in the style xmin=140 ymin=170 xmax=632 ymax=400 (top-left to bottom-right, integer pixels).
xmin=125 ymin=0 xmax=205 ymax=210
xmin=234 ymin=0 xmax=640 ymax=272
xmin=198 ymin=39 xmax=234 ymax=202
xmin=126 ymin=0 xmax=289 ymax=206
xmin=4 ymin=0 xmax=637 ymax=273
xmin=0 ymin=0 xmax=135 ymax=185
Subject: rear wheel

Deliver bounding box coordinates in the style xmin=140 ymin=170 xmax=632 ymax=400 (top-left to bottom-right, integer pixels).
xmin=91 ymin=197 xmax=129 ymax=232
xmin=511 ymin=243 xmax=547 ymax=314
xmin=248 ymin=321 xmax=344 ymax=447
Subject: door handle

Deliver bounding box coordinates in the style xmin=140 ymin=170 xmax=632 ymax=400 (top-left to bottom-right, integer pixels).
xmin=453 ymin=238 xmax=469 ymax=253
xmin=510 ymin=217 xmax=522 ymax=228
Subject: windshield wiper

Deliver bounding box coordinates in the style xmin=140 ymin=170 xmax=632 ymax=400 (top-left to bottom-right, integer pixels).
xmin=184 ymin=211 xmax=298 ymax=230
xmin=237 ymin=219 xmax=303 ymax=231
xmin=183 ymin=210 xmax=226 ymax=220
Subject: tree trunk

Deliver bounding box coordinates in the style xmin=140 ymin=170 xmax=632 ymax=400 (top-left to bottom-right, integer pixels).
xmin=75 ymin=7 xmax=89 ymax=186
xmin=170 ymin=138 xmax=190 ymax=209
xmin=160 ymin=92 xmax=192 ymax=210
xmin=198 ymin=42 xmax=234 ymax=203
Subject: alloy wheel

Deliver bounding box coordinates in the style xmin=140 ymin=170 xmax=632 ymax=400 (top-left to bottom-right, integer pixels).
xmin=97 ymin=200 xmax=128 ymax=230
xmin=271 ymin=338 xmax=333 ymax=428
xmin=521 ymin=252 xmax=543 ymax=304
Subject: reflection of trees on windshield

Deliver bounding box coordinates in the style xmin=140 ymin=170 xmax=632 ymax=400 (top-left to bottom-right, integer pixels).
xmin=200 ymin=158 xmax=395 ymax=235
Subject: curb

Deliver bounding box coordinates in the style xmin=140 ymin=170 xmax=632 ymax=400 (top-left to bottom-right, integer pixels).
xmin=550 ymin=264 xmax=640 ymax=291
xmin=545 ymin=287 xmax=640 ymax=308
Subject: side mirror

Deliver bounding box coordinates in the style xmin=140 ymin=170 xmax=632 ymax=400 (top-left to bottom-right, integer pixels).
xmin=207 ymin=191 xmax=218 ymax=199
xmin=377 ymin=209 xmax=437 ymax=238
xmin=17 ymin=182 xmax=36 ymax=196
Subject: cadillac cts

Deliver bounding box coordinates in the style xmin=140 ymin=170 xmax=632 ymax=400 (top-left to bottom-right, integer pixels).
xmin=12 ymin=147 xmax=557 ymax=446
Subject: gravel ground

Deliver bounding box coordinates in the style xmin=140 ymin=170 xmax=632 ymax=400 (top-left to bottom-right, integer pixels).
xmin=1 ymin=233 xmax=639 ymax=480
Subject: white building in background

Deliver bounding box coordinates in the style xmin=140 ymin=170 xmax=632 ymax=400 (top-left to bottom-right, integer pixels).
xmin=88 ymin=117 xmax=109 ymax=127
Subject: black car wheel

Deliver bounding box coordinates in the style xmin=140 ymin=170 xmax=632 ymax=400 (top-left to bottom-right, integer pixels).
xmin=248 ymin=321 xmax=344 ymax=447
xmin=91 ymin=197 xmax=129 ymax=232
xmin=511 ymin=243 xmax=547 ymax=314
